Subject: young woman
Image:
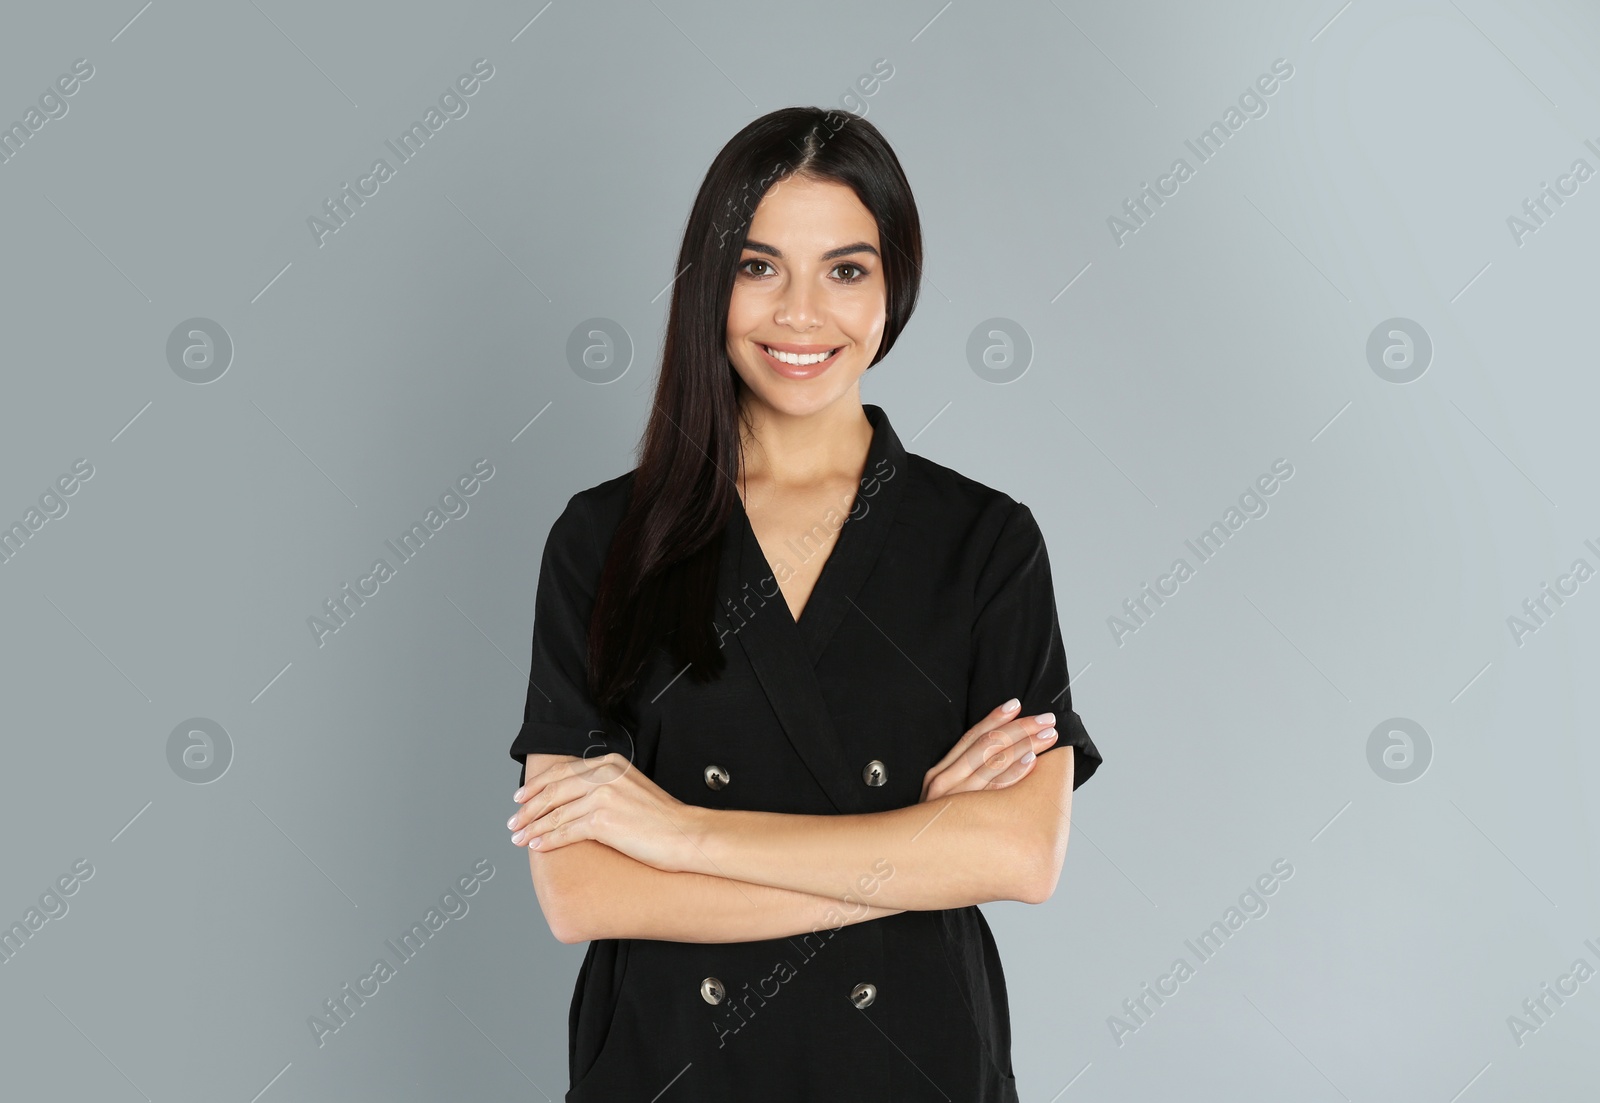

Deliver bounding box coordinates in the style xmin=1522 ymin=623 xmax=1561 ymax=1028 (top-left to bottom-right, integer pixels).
xmin=505 ymin=106 xmax=1103 ymax=1102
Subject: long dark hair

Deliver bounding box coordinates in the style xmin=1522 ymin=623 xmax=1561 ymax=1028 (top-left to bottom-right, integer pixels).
xmin=586 ymin=106 xmax=923 ymax=718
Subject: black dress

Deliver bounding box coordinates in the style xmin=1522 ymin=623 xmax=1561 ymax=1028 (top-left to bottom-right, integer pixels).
xmin=509 ymin=402 xmax=1103 ymax=1101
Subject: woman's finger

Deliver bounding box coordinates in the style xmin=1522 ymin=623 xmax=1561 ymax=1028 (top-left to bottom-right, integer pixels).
xmin=948 ymin=713 xmax=1056 ymax=788
xmin=514 ymin=752 xmax=631 ymax=810
xmin=514 ymin=756 xmax=581 ymax=806
xmin=917 ymin=703 xmax=1062 ymax=801
xmin=970 ymin=718 xmax=1052 ymax=770
xmin=927 ymin=699 xmax=1022 ymax=777
xmin=511 ymin=754 xmax=660 ymax=845
xmin=510 ymin=771 xmax=591 ymax=838
xmin=965 ymin=729 xmax=1031 ymax=782
xmin=922 ymin=727 xmax=1051 ymax=801
xmin=517 ymin=788 xmax=591 ymax=847
xmin=985 ymin=746 xmax=1039 ymax=789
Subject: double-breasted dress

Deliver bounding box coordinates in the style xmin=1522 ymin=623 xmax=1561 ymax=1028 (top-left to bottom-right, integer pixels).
xmin=509 ymin=402 xmax=1103 ymax=1102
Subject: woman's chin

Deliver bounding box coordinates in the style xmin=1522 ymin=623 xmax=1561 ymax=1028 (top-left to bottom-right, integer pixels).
xmin=737 ymin=381 xmax=860 ymax=421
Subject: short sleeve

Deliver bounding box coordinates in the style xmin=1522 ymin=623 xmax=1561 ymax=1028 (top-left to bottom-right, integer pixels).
xmin=508 ymin=493 xmax=635 ymax=789
xmin=965 ymin=501 xmax=1102 ymax=790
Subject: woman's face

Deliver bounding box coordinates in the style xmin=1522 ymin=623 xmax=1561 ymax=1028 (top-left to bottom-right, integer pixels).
xmin=725 ymin=175 xmax=887 ymax=421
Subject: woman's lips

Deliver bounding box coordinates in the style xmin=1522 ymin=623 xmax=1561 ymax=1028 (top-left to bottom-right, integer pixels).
xmin=758 ymin=343 xmax=841 ymax=379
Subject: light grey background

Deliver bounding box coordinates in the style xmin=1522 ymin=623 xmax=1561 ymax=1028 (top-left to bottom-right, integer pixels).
xmin=2 ymin=1 xmax=1597 ymax=1099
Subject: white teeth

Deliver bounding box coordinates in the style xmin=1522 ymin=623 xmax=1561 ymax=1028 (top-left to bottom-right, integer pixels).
xmin=763 ymin=345 xmax=837 ymax=366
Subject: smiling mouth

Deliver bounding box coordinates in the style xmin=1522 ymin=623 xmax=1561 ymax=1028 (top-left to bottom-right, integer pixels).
xmin=760 ymin=343 xmax=842 ymax=367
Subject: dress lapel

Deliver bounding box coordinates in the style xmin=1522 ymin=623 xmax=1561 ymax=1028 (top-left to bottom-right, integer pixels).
xmin=714 ymin=404 xmax=909 ymax=815
xmin=792 ymin=405 xmax=907 ymax=665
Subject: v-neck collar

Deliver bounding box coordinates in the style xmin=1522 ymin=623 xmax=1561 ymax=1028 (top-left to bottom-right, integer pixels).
xmin=713 ymin=403 xmax=909 ymax=813
xmin=729 ymin=402 xmax=908 ymax=664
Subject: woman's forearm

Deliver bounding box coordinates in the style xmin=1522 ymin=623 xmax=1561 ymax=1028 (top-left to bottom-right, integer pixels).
xmin=528 ymin=839 xmax=904 ymax=944
xmin=681 ymin=765 xmax=1067 ymax=911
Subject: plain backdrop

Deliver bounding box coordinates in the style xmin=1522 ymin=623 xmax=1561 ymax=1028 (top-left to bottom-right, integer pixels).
xmin=1 ymin=1 xmax=1598 ymax=1099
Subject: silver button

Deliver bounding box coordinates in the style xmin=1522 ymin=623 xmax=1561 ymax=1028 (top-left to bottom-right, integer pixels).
xmin=704 ymin=764 xmax=730 ymax=790
xmin=700 ymin=976 xmax=726 ymax=1005
xmin=849 ymin=982 xmax=877 ymax=1009
xmin=862 ymin=760 xmax=887 ymax=787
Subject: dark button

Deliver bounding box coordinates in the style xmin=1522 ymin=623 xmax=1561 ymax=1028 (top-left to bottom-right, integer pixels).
xmin=701 ymin=976 xmax=726 ymax=1005
xmin=704 ymin=764 xmax=731 ymax=790
xmin=850 ymin=981 xmax=877 ymax=1009
xmin=862 ymin=760 xmax=887 ymax=787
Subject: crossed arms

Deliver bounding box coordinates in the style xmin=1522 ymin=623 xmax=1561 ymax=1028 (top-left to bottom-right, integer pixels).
xmin=519 ymin=741 xmax=1075 ymax=945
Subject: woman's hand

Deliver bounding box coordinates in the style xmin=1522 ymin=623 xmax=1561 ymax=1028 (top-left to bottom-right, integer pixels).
xmin=508 ymin=753 xmax=701 ymax=872
xmin=920 ymin=698 xmax=1059 ymax=803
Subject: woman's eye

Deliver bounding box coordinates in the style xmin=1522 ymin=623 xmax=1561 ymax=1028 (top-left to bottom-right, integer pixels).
xmin=737 ymin=259 xmax=870 ymax=282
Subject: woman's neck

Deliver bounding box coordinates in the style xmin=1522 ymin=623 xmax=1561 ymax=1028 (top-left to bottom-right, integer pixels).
xmin=736 ymin=394 xmax=873 ymax=491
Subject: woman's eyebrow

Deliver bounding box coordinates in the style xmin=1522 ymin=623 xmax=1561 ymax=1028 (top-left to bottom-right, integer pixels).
xmin=742 ymin=239 xmax=881 ymax=261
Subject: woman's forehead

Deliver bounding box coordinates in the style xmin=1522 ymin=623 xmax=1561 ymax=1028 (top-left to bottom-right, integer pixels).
xmin=746 ymin=178 xmax=878 ymax=244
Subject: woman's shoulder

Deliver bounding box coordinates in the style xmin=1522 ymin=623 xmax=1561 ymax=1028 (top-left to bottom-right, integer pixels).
xmin=900 ymin=451 xmax=1034 ymax=553
xmin=544 ymin=468 xmax=637 ymax=551
xmin=564 ymin=467 xmax=637 ymax=514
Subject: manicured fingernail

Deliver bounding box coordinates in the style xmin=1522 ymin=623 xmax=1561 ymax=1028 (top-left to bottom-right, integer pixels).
xmin=1002 ymin=698 xmax=1020 ymax=712
xmin=530 ymin=836 xmax=542 ymax=848
xmin=1039 ymin=727 xmax=1058 ymax=742
xmin=506 ymin=814 xmax=518 ymax=830
xmin=511 ymin=828 xmax=528 ymax=844
xmin=1034 ymin=712 xmax=1055 ymax=726
xmin=513 ymin=787 xmax=526 ymax=801
xmin=1021 ymin=751 xmax=1036 ymax=764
